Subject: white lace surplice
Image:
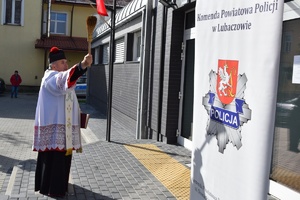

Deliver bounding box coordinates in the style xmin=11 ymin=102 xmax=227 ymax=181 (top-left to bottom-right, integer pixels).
xmin=33 ymin=69 xmax=81 ymax=151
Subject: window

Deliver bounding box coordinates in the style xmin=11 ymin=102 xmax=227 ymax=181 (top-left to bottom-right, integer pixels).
xmin=101 ymin=39 xmax=124 ymax=64
xmin=126 ymin=30 xmax=141 ymax=62
xmin=102 ymin=43 xmax=109 ymax=64
xmin=50 ymin=12 xmax=67 ymax=35
xmin=133 ymin=31 xmax=141 ymax=61
xmin=282 ymin=32 xmax=292 ymax=53
xmin=94 ymin=47 xmax=100 ymax=65
xmin=2 ymin=0 xmax=24 ymax=25
xmin=185 ymin=10 xmax=195 ymax=30
xmin=272 ymin=19 xmax=300 ymax=194
xmin=115 ymin=37 xmax=125 ymax=63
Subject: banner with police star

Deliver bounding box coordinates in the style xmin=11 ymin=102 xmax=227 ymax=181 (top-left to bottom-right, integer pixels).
xmin=190 ymin=0 xmax=284 ymax=200
xmin=202 ymin=60 xmax=252 ymax=153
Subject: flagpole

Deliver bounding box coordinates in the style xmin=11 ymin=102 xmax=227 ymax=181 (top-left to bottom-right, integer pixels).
xmin=106 ymin=0 xmax=116 ymax=142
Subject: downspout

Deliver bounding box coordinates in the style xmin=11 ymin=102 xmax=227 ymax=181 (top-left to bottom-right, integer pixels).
xmin=41 ymin=1 xmax=46 ymax=71
xmin=44 ymin=49 xmax=48 ymax=71
xmin=70 ymin=4 xmax=74 ymax=37
xmin=136 ymin=0 xmax=152 ymax=139
xmin=135 ymin=9 xmax=146 ymax=139
xmin=146 ymin=3 xmax=157 ymax=139
xmin=44 ymin=0 xmax=52 ymax=71
xmin=41 ymin=1 xmax=44 ymax=37
xmin=47 ymin=0 xmax=51 ymax=37
xmin=157 ymin=6 xmax=168 ymax=141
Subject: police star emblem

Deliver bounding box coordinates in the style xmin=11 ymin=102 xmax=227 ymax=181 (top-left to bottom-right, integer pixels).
xmin=202 ymin=59 xmax=252 ymax=153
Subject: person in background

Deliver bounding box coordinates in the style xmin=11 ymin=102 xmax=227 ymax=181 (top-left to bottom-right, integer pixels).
xmin=10 ymin=70 xmax=22 ymax=98
xmin=33 ymin=47 xmax=93 ymax=197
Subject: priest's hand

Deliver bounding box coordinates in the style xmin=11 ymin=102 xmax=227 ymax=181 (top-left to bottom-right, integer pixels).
xmin=81 ymin=54 xmax=93 ymax=69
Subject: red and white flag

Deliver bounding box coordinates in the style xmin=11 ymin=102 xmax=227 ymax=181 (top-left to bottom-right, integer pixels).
xmin=96 ymin=0 xmax=108 ymax=16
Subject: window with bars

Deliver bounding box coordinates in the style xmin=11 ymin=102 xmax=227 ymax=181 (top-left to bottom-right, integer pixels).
xmin=94 ymin=47 xmax=100 ymax=65
xmin=100 ymin=38 xmax=125 ymax=64
xmin=102 ymin=43 xmax=109 ymax=64
xmin=115 ymin=37 xmax=125 ymax=63
xmin=3 ymin=0 xmax=23 ymax=25
xmin=50 ymin=12 xmax=67 ymax=35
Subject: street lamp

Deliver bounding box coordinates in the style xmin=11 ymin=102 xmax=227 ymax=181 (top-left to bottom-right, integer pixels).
xmin=106 ymin=0 xmax=116 ymax=142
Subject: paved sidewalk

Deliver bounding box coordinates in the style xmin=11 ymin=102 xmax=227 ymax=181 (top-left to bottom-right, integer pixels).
xmin=0 ymin=92 xmax=191 ymax=200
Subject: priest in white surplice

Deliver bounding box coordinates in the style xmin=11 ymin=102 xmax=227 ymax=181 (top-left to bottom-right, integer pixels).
xmin=33 ymin=46 xmax=92 ymax=197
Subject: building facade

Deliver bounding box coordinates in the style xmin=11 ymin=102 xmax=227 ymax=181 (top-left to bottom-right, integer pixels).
xmin=89 ymin=0 xmax=300 ymax=199
xmin=0 ymin=0 xmax=44 ymax=88
xmin=0 ymin=0 xmax=99 ymax=91
xmin=90 ymin=0 xmax=194 ymax=145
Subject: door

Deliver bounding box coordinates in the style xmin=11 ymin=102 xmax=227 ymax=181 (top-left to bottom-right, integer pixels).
xmin=177 ymin=10 xmax=195 ymax=150
xmin=181 ymin=39 xmax=194 ymax=140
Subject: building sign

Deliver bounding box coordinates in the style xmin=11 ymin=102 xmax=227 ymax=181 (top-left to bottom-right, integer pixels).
xmin=191 ymin=1 xmax=284 ymax=200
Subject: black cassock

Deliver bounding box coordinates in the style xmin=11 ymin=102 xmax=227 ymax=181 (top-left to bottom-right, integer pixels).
xmin=35 ymin=151 xmax=72 ymax=197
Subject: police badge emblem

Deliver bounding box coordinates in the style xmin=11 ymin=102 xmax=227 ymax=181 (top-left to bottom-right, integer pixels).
xmin=203 ymin=59 xmax=252 ymax=153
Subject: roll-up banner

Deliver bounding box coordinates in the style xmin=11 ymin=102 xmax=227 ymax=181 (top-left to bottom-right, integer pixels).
xmin=191 ymin=1 xmax=284 ymax=200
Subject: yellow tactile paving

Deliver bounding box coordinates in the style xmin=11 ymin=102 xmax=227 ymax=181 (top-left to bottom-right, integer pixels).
xmin=125 ymin=144 xmax=190 ymax=200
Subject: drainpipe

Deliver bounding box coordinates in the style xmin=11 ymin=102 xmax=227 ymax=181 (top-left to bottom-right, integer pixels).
xmin=136 ymin=0 xmax=152 ymax=139
xmin=70 ymin=4 xmax=74 ymax=37
xmin=135 ymin=9 xmax=145 ymax=139
xmin=47 ymin=0 xmax=51 ymax=37
xmin=157 ymin=5 xmax=168 ymax=141
xmin=44 ymin=50 xmax=48 ymax=71
xmin=43 ymin=0 xmax=52 ymax=71
xmin=41 ymin=1 xmax=44 ymax=37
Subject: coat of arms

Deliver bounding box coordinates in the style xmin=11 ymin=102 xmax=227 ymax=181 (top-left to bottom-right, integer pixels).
xmin=216 ymin=60 xmax=238 ymax=105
